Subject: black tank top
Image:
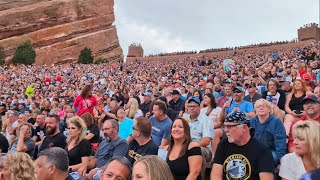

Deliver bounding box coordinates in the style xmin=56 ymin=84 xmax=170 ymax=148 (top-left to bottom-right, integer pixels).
xmin=289 ymin=93 xmax=306 ymax=111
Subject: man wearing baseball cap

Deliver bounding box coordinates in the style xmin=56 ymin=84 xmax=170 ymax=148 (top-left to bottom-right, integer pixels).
xmin=288 ymin=95 xmax=320 ymax=152
xmin=185 ymin=96 xmax=213 ymax=177
xmin=169 ymin=89 xmax=185 ymax=118
xmin=211 ymin=111 xmax=274 ymax=179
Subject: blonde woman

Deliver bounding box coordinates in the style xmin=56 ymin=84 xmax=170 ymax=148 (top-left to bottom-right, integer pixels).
xmin=250 ymin=99 xmax=286 ymax=166
xmin=279 ymin=120 xmax=320 ymax=180
xmin=132 ymin=155 xmax=174 ymax=180
xmin=0 ymin=152 xmax=36 ymax=180
xmin=67 ymin=116 xmax=91 ymax=176
xmin=125 ymin=98 xmax=143 ymax=119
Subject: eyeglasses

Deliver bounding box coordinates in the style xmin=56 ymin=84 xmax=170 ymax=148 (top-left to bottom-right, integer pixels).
xmin=255 ymin=105 xmax=267 ymax=109
xmin=132 ymin=127 xmax=140 ymax=131
xmin=222 ymin=124 xmax=242 ymax=129
xmin=188 ymin=105 xmax=199 ymax=108
xmin=102 ymin=127 xmax=114 ymax=131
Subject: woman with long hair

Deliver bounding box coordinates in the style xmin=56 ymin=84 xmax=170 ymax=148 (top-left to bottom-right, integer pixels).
xmin=125 ymin=98 xmax=143 ymax=119
xmin=289 ymin=69 xmax=300 ymax=81
xmin=284 ymin=79 xmax=313 ymax=135
xmin=262 ymin=79 xmax=286 ymax=121
xmin=192 ymin=89 xmax=203 ymax=102
xmin=0 ymin=152 xmax=36 ymax=180
xmin=66 ymin=116 xmax=91 ymax=176
xmin=81 ymin=113 xmax=100 ymax=144
xmin=73 ymin=85 xmax=98 ymax=117
xmin=200 ymin=93 xmax=222 ymax=126
xmin=279 ymin=120 xmax=320 ymax=179
xmin=81 ymin=112 xmax=100 ymax=154
xmin=166 ymin=118 xmax=202 ymax=180
xmin=132 ymin=155 xmax=174 ymax=180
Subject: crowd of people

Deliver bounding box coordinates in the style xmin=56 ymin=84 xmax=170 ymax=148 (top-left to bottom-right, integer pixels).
xmin=147 ymin=51 xmax=197 ymax=57
xmin=0 ymin=40 xmax=319 ymax=180
xmin=199 ymin=40 xmax=297 ymax=54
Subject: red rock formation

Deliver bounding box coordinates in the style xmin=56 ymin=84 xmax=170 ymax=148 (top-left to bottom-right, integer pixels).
xmin=0 ymin=0 xmax=123 ymax=65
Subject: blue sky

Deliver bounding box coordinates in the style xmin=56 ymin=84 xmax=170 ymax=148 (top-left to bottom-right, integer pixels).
xmin=114 ymin=0 xmax=319 ymax=58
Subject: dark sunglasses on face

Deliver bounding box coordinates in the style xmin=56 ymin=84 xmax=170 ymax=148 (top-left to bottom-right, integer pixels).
xmin=233 ymin=91 xmax=242 ymax=94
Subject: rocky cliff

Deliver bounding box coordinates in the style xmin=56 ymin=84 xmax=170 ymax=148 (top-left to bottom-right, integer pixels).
xmin=0 ymin=0 xmax=123 ymax=65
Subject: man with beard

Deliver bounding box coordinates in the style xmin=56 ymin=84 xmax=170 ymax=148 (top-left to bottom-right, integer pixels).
xmin=86 ymin=119 xmax=129 ymax=180
xmin=211 ymin=111 xmax=274 ymax=180
xmin=39 ymin=114 xmax=66 ymax=153
xmin=288 ymin=95 xmax=320 ymax=152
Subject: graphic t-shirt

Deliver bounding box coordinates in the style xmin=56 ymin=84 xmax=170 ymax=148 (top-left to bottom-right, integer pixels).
xmin=149 ymin=116 xmax=172 ymax=147
xmin=127 ymin=139 xmax=158 ymax=165
xmin=73 ymin=96 xmax=98 ymax=117
xmin=214 ymin=138 xmax=274 ymax=180
xmin=34 ymin=125 xmax=46 ymax=142
xmin=39 ymin=132 xmax=66 ymax=152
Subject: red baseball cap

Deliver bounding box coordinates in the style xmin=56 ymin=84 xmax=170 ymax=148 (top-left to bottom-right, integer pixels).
xmin=302 ymin=74 xmax=311 ymax=80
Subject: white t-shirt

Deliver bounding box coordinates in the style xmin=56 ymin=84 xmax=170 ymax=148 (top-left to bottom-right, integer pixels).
xmin=279 ymin=152 xmax=306 ymax=180
xmin=133 ymin=109 xmax=144 ymax=119
xmin=6 ymin=120 xmax=18 ymax=140
xmin=200 ymin=106 xmax=222 ymax=125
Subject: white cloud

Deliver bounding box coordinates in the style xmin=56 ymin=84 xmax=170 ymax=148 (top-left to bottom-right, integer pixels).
xmin=114 ymin=0 xmax=319 ymax=60
xmin=115 ymin=16 xmax=199 ymax=58
xmin=114 ymin=2 xmax=202 ymax=59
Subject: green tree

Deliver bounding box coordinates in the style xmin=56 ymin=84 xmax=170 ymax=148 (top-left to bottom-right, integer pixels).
xmin=78 ymin=47 xmax=94 ymax=64
xmin=0 ymin=46 xmax=5 ymax=65
xmin=12 ymin=40 xmax=36 ymax=65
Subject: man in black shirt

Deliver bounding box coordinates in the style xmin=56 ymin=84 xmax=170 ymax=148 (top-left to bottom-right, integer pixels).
xmin=211 ymin=111 xmax=274 ymax=180
xmin=33 ymin=114 xmax=47 ymax=146
xmin=39 ymin=114 xmax=66 ymax=153
xmin=127 ymin=116 xmax=158 ymax=165
xmin=32 ymin=114 xmax=47 ymax=158
xmin=140 ymin=92 xmax=152 ymax=116
xmin=25 ymin=110 xmax=36 ymax=125
xmin=168 ymin=90 xmax=185 ymax=118
xmin=102 ymin=100 xmax=119 ymax=122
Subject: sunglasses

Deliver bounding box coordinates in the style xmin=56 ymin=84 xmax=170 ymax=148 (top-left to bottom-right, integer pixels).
xmin=132 ymin=127 xmax=140 ymax=131
xmin=233 ymin=91 xmax=242 ymax=94
xmin=222 ymin=124 xmax=242 ymax=129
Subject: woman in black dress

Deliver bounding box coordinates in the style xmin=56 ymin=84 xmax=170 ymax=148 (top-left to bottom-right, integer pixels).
xmin=67 ymin=116 xmax=91 ymax=176
xmin=166 ymin=118 xmax=202 ymax=180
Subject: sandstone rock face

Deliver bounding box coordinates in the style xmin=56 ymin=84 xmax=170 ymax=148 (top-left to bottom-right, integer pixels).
xmin=0 ymin=0 xmax=123 ymax=65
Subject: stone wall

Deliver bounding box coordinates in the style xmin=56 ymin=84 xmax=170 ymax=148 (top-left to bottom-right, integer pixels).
xmin=298 ymin=26 xmax=320 ymax=42
xmin=127 ymin=45 xmax=144 ymax=57
xmin=0 ymin=0 xmax=123 ymax=65
xmin=126 ymin=41 xmax=312 ymax=62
